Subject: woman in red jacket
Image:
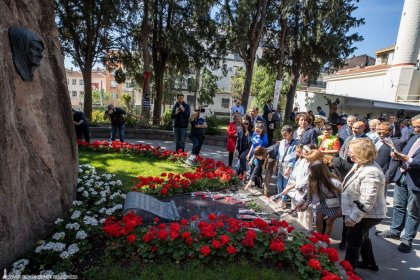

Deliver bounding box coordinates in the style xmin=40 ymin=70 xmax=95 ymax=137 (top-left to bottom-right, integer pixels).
xmin=227 ymin=112 xmax=242 ymax=167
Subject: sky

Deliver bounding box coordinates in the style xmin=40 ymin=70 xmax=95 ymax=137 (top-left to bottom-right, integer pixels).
xmin=65 ymin=0 xmax=406 ymax=69
xmin=351 ymin=0 xmax=405 ymax=57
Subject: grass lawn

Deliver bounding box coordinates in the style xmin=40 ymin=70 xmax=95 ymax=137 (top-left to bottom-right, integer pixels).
xmin=84 ymin=258 xmax=299 ymax=280
xmin=79 ymin=150 xmax=189 ymax=192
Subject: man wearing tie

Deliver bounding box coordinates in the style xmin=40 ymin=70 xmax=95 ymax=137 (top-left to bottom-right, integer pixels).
xmin=377 ymin=115 xmax=420 ymax=253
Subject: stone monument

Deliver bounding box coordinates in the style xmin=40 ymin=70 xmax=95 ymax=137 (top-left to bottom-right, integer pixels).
xmin=124 ymin=192 xmax=180 ymax=223
xmin=0 ymin=0 xmax=78 ymax=269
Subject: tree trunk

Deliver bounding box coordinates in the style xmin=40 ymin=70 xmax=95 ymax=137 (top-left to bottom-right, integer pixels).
xmin=82 ymin=67 xmax=93 ymax=121
xmin=284 ymin=60 xmax=300 ymax=120
xmin=241 ymin=59 xmax=254 ymax=113
xmin=152 ymin=57 xmax=166 ymax=125
xmin=141 ymin=0 xmax=151 ymax=123
xmin=194 ymin=67 xmax=200 ymax=109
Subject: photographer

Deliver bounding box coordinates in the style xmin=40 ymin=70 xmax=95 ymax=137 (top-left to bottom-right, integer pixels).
xmin=187 ymin=107 xmax=207 ymax=163
xmin=171 ymin=94 xmax=190 ymax=152
xmin=104 ymin=104 xmax=126 ymax=142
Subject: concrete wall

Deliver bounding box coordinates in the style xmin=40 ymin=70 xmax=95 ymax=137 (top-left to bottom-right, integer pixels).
xmin=326 ymin=71 xmax=390 ymax=102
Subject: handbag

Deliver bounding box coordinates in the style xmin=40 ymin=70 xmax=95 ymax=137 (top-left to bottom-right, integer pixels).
xmin=325 ymin=198 xmax=340 ymax=208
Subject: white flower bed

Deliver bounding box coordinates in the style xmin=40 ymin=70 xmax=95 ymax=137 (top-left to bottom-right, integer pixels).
xmin=9 ymin=164 xmax=125 ymax=275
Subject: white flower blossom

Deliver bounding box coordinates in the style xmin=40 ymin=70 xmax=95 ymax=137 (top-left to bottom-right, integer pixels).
xmin=76 ymin=230 xmax=88 ymax=240
xmin=65 ymin=222 xmax=80 ymax=231
xmin=71 ymin=210 xmax=81 ymax=220
xmin=83 ymin=216 xmax=98 ymax=226
xmin=36 ymin=242 xmax=66 ymax=253
xmin=11 ymin=259 xmax=29 ymax=275
xmin=52 ymin=232 xmax=65 ymax=240
xmin=54 ymin=218 xmax=64 ymax=225
xmin=72 ymin=200 xmax=83 ymax=206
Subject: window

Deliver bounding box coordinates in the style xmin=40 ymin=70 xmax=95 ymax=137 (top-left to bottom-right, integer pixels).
xmin=72 ymin=91 xmax=77 ymax=97
xmin=221 ymin=98 xmax=230 ymax=109
xmin=186 ymin=95 xmax=195 ymax=105
xmin=79 ymin=79 xmax=84 ymax=85
xmin=91 ymin=83 xmax=99 ymax=89
xmin=67 ymin=79 xmax=69 ymax=84
xmin=79 ymin=91 xmax=84 ymax=97
xmin=72 ymin=79 xmax=76 ymax=85
xmin=111 ymin=81 xmax=118 ymax=88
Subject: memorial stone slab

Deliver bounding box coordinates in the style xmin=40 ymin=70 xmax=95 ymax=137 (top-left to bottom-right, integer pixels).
xmin=124 ymin=192 xmax=180 ymax=223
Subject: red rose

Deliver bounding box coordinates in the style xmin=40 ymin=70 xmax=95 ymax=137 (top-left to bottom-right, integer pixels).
xmin=208 ymin=213 xmax=217 ymax=221
xmin=158 ymin=223 xmax=166 ymax=230
xmin=157 ymin=230 xmax=168 ymax=240
xmin=241 ymin=236 xmax=255 ymax=248
xmin=215 ymin=221 xmax=224 ymax=228
xmin=185 ymin=237 xmax=193 ymax=246
xmin=153 ymin=217 xmax=160 ymax=224
xmin=300 ymin=243 xmax=317 ymax=257
xmin=245 ymin=229 xmax=257 ymax=240
xmin=169 ymin=231 xmax=179 ymax=240
xmin=226 ymin=245 xmax=237 ymax=255
xmin=339 ymin=260 xmax=353 ymax=272
xmin=212 ymin=239 xmax=222 ymax=249
xmin=269 ymin=240 xmax=285 ymax=253
xmin=180 ymin=219 xmax=189 ymax=226
xmin=169 ymin=223 xmax=180 ymax=233
xmin=325 ymin=248 xmax=339 ymax=262
xmin=308 ymin=259 xmax=322 ymax=271
xmin=219 ymin=235 xmax=230 ymax=245
xmin=182 ymin=231 xmax=191 ymax=239
xmin=127 ymin=234 xmax=136 ymax=244
xmin=151 ymin=245 xmax=157 ymax=252
xmin=200 ymin=245 xmax=211 ymax=256
xmin=287 ymin=226 xmax=294 ymax=233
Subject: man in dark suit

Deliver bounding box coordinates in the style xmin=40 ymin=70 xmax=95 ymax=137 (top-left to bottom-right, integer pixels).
xmin=376 ymin=115 xmax=420 ymax=253
xmin=333 ymin=121 xmax=368 ymax=180
xmin=338 ymin=115 xmax=357 ymax=145
xmin=389 ymin=115 xmax=402 ymax=138
xmin=374 ymin=122 xmax=401 ymax=186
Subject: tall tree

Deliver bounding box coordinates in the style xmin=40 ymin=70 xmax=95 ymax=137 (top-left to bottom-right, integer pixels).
xmin=198 ymin=67 xmax=219 ymax=106
xmin=54 ymin=0 xmax=128 ymax=120
xmin=218 ymin=0 xmax=269 ymax=112
xmin=262 ymin=0 xmax=364 ymax=119
xmin=149 ymin=0 xmax=218 ymax=124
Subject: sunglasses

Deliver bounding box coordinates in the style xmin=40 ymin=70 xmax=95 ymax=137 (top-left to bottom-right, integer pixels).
xmin=243 ymin=122 xmax=249 ymax=125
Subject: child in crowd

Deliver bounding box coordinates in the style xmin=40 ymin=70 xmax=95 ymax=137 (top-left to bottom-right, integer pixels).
xmin=303 ymin=160 xmax=342 ymax=236
xmin=244 ymin=146 xmax=267 ymax=190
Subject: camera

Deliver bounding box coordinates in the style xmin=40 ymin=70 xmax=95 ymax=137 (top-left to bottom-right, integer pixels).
xmin=195 ymin=107 xmax=205 ymax=113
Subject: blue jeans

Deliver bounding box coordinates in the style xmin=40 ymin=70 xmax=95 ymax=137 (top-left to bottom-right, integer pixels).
xmin=173 ymin=127 xmax=187 ymax=152
xmin=390 ymin=174 xmax=420 ymax=243
xmin=110 ymin=123 xmax=125 ymax=142
xmin=189 ymin=134 xmax=203 ymax=155
xmin=276 ymin=175 xmax=288 ymax=202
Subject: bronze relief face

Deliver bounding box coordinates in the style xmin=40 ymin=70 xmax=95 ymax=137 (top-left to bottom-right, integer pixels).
xmin=9 ymin=27 xmax=45 ymax=81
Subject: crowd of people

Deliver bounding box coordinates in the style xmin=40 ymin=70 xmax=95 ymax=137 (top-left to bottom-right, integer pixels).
xmin=222 ymin=101 xmax=420 ymax=273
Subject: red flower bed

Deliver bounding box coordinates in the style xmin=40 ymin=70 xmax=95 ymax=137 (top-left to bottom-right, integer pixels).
xmin=78 ymin=141 xmax=238 ymax=196
xmin=102 ymin=212 xmax=355 ymax=279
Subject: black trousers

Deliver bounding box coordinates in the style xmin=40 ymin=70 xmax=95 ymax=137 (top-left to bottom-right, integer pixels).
xmin=345 ymin=217 xmax=382 ymax=269
xmin=75 ymin=125 xmax=90 ymax=143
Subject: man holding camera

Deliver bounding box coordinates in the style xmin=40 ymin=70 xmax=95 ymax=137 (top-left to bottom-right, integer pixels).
xmin=171 ymin=94 xmax=190 ymax=152
xmin=104 ymin=104 xmax=126 ymax=142
xmin=186 ymin=107 xmax=208 ymax=165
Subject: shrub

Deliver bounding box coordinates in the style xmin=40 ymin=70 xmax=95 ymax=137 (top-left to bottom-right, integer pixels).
xmin=205 ymin=115 xmax=221 ymax=135
xmin=160 ymin=109 xmax=173 ymax=130
xmin=91 ymin=109 xmax=109 ymax=126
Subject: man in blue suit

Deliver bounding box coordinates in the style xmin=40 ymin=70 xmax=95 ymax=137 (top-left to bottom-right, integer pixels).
xmin=377 ymin=115 xmax=420 ymax=253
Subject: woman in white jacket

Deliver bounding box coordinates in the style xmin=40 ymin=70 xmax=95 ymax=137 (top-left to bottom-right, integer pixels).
xmin=341 ymin=138 xmax=387 ymax=272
